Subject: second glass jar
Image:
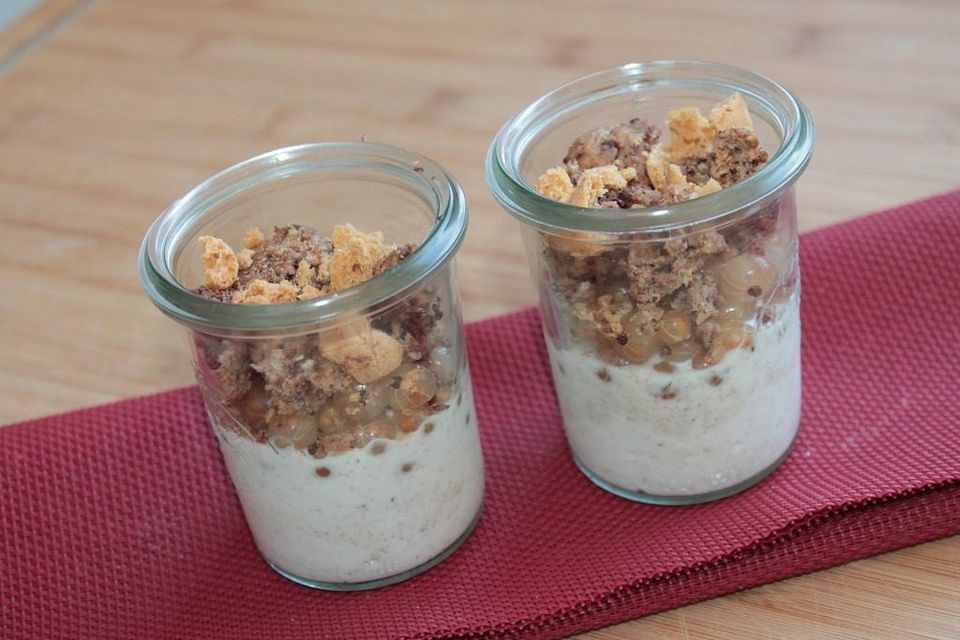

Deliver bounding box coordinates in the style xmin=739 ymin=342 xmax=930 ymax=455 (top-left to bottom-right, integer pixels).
xmin=487 ymin=62 xmax=814 ymax=504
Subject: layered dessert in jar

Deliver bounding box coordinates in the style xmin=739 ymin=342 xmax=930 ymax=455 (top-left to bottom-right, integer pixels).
xmin=191 ymin=222 xmax=484 ymax=587
xmin=488 ymin=67 xmax=813 ymax=504
xmin=140 ymin=143 xmax=483 ymax=588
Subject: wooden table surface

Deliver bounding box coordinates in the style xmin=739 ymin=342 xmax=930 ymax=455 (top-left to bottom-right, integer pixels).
xmin=1 ymin=1 xmax=957 ymax=637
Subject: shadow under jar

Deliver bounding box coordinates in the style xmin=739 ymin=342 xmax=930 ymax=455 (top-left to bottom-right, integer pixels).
xmin=487 ymin=61 xmax=814 ymax=505
xmin=140 ymin=142 xmax=484 ymax=588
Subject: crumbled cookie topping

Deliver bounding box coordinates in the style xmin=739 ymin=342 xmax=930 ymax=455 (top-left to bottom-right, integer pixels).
xmin=534 ymin=94 xmax=788 ymax=377
xmin=538 ymin=92 xmax=765 ymax=210
xmin=191 ymin=224 xmax=453 ymax=456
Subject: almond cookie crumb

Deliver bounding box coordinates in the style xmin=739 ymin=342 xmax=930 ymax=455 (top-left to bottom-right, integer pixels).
xmin=233 ymin=279 xmax=299 ymax=304
xmin=237 ymin=248 xmax=254 ymax=270
xmin=537 ymin=167 xmax=574 ymax=201
xmin=329 ymin=224 xmax=397 ymax=292
xmin=709 ymin=92 xmax=753 ymax=131
xmin=663 ymin=107 xmax=715 ymax=159
xmin=320 ymin=326 xmax=404 ymax=384
xmin=295 ymin=260 xmax=314 ymax=288
xmin=244 ymin=227 xmax=265 ymax=249
xmin=198 ymin=235 xmax=239 ymax=290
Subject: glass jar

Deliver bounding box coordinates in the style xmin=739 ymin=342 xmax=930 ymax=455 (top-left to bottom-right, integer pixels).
xmin=486 ymin=61 xmax=814 ymax=504
xmin=140 ymin=142 xmax=484 ymax=588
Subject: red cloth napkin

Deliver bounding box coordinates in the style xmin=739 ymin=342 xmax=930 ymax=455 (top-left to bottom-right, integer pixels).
xmin=3 ymin=191 xmax=960 ymax=640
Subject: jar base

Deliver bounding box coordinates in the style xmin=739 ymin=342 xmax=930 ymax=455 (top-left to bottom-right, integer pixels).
xmin=573 ymin=441 xmax=795 ymax=506
xmin=263 ymin=505 xmax=482 ymax=591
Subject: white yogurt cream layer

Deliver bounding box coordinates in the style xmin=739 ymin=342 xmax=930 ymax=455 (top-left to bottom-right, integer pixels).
xmin=548 ymin=296 xmax=800 ymax=498
xmin=214 ymin=384 xmax=484 ymax=585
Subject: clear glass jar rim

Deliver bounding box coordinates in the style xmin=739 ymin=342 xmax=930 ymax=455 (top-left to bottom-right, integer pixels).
xmin=485 ymin=60 xmax=815 ymax=235
xmin=139 ymin=142 xmax=467 ymax=335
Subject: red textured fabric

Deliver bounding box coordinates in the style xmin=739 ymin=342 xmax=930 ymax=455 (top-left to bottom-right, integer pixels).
xmin=3 ymin=191 xmax=960 ymax=640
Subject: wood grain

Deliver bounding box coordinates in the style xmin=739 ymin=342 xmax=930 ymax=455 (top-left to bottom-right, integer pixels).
xmin=0 ymin=1 xmax=957 ymax=638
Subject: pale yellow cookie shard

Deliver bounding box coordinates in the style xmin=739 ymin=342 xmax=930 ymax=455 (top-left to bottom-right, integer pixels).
xmin=581 ymin=165 xmax=633 ymax=191
xmin=297 ymin=284 xmax=323 ymax=300
xmin=294 ymin=260 xmax=314 ymax=288
xmin=645 ymin=146 xmax=671 ymax=190
xmin=198 ymin=235 xmax=239 ymax=290
xmin=319 ymin=323 xmax=403 ymax=383
xmin=693 ymin=178 xmax=723 ymax=197
xmin=568 ymin=171 xmax=606 ymax=207
xmin=232 ymin=279 xmax=299 ymax=304
xmin=536 ymin=164 xmax=635 ymax=205
xmin=243 ymin=227 xmax=265 ymax=249
xmin=709 ymin=92 xmax=753 ymax=132
xmin=328 ymin=223 xmax=396 ymax=293
xmin=237 ymin=248 xmax=254 ymax=270
xmin=536 ymin=166 xmax=574 ymax=202
xmin=662 ymin=107 xmax=715 ymax=159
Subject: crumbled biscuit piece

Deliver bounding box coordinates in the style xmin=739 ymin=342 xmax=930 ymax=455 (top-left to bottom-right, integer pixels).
xmin=695 ymin=178 xmax=723 ymax=197
xmin=232 ymin=279 xmax=299 ymax=304
xmin=298 ymin=284 xmax=323 ymax=300
xmin=329 ymin=224 xmax=396 ymax=292
xmin=663 ymin=107 xmax=715 ymax=159
xmin=644 ymin=146 xmax=671 ymax=191
xmin=295 ymin=260 xmax=314 ymax=287
xmin=373 ymin=244 xmax=416 ymax=277
xmin=647 ymin=154 xmax=722 ymax=202
xmin=198 ymin=236 xmax=239 ymax=290
xmin=237 ymin=248 xmax=254 ymax=270
xmin=563 ymin=119 xmax=660 ymax=179
xmin=583 ymin=165 xmax=637 ymax=191
xmin=568 ymin=170 xmax=606 ymax=207
xmin=565 ymin=165 xmax=637 ymax=207
xmin=319 ymin=326 xmax=404 ymax=383
xmin=250 ymin=342 xmax=352 ymax=415
xmin=709 ymin=92 xmax=753 ymax=131
xmin=537 ymin=167 xmax=574 ymax=202
xmin=709 ymin=127 xmax=769 ymax=186
xmin=244 ymin=227 xmax=265 ymax=249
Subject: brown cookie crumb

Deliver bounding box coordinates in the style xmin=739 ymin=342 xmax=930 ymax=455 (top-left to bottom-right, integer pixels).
xmin=597 ymin=368 xmax=612 ymax=382
xmin=709 ymin=127 xmax=769 ymax=186
xmin=401 ymin=462 xmax=414 ymax=473
xmin=709 ymin=374 xmax=724 ymax=386
xmin=653 ymin=362 xmax=675 ymax=374
xmin=564 ymin=118 xmax=660 ymax=179
xmin=315 ymin=466 xmax=331 ymax=478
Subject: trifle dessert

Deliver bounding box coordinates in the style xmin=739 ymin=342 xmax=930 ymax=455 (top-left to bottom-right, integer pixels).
xmin=140 ymin=143 xmax=483 ymax=588
xmin=487 ymin=63 xmax=814 ymax=504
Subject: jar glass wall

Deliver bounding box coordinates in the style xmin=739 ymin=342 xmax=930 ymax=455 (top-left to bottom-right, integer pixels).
xmin=140 ymin=143 xmax=484 ymax=588
xmin=487 ymin=62 xmax=814 ymax=504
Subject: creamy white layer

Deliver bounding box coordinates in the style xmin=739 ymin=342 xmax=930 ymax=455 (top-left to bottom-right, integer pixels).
xmin=214 ymin=384 xmax=484 ymax=585
xmin=548 ymin=296 xmax=801 ymax=498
